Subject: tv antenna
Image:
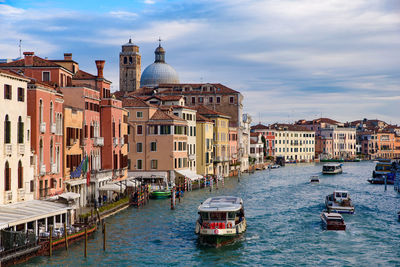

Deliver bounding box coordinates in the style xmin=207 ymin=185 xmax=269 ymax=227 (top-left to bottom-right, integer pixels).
xmin=19 ymin=40 xmax=22 ymax=58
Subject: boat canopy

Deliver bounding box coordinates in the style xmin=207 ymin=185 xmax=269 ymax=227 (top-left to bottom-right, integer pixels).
xmin=322 ymin=212 xmax=343 ymax=219
xmin=175 ymin=169 xmax=203 ymax=181
xmin=323 ymin=163 xmax=342 ymax=167
xmin=198 ymin=196 xmax=243 ymax=212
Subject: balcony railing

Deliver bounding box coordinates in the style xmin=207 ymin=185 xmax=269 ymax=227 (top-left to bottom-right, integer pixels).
xmin=50 ymin=123 xmax=56 ymax=134
xmin=39 ymin=187 xmax=49 ymax=199
xmin=113 ymin=137 xmax=119 ymax=147
xmin=94 ymin=137 xmax=104 ymax=146
xmin=4 ymin=191 xmax=12 ymax=204
xmin=120 ymin=137 xmax=125 ymax=146
xmin=40 ymin=164 xmax=46 ymax=176
xmin=17 ymin=144 xmax=25 ymax=155
xmin=4 ymin=144 xmax=12 ymax=156
xmin=51 ymin=163 xmax=57 ymax=174
xmin=40 ymin=122 xmax=46 ymax=133
xmin=17 ymin=189 xmax=25 ymax=201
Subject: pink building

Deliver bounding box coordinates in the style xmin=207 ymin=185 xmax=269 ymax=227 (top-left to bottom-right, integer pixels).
xmin=27 ymin=80 xmax=64 ymax=199
xmin=250 ymin=123 xmax=275 ymax=157
xmin=229 ymin=127 xmax=238 ymax=176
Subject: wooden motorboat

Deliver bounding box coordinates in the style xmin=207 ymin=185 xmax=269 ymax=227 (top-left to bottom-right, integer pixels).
xmin=310 ymin=175 xmax=320 ymax=183
xmin=321 ymin=212 xmax=346 ymax=231
xmin=325 ymin=191 xmax=355 ymax=214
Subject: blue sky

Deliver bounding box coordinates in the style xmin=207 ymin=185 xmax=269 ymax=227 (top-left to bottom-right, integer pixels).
xmin=1 ymin=0 xmax=399 ymax=125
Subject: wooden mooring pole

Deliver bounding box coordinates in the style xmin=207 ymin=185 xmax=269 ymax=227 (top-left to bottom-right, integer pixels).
xmin=49 ymin=225 xmax=53 ymax=257
xmin=103 ymin=222 xmax=106 ymax=251
xmin=84 ymin=227 xmax=88 ymax=258
xmin=64 ymin=222 xmax=68 ymax=251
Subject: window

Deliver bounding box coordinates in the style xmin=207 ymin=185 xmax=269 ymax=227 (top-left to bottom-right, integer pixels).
xmin=209 ymin=97 xmax=213 ymax=103
xmin=150 ymin=142 xmax=157 ymax=152
xmin=4 ymin=84 xmax=11 ymax=100
xmin=124 ymin=57 xmax=127 ymax=64
xmin=4 ymin=115 xmax=10 ymax=144
xmin=230 ymin=96 xmax=234 ymax=104
xmin=191 ymin=97 xmax=195 ymax=104
xmin=50 ymin=102 xmax=53 ymax=125
xmin=137 ymin=159 xmax=143 ymax=170
xmin=136 ymin=111 xmax=143 ymax=118
xmin=18 ymin=116 xmax=24 ymax=143
xmin=216 ymin=96 xmax=221 ymax=103
xmin=42 ymin=71 xmax=50 ymax=82
xmin=39 ymin=99 xmax=43 ymax=123
xmin=18 ymin=160 xmax=23 ymax=189
xmin=137 ymin=143 xmax=143 ymax=152
xmin=151 ymin=160 xmax=158 ymax=169
xmin=137 ymin=125 xmax=143 ymax=135
xmin=18 ymin=87 xmax=24 ymax=102
xmin=149 ymin=125 xmax=158 ymax=135
xmin=4 ymin=161 xmax=10 ymax=191
xmin=160 ymin=125 xmax=171 ymax=134
xmin=199 ymin=97 xmax=203 ymax=103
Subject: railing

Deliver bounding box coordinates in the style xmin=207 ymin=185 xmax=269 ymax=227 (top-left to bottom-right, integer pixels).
xmin=50 ymin=123 xmax=56 ymax=134
xmin=39 ymin=187 xmax=49 ymax=198
xmin=40 ymin=164 xmax=46 ymax=176
xmin=40 ymin=122 xmax=46 ymax=133
xmin=17 ymin=188 xmax=25 ymax=201
xmin=51 ymin=163 xmax=57 ymax=174
xmin=113 ymin=137 xmax=119 ymax=147
xmin=4 ymin=144 xmax=12 ymax=156
xmin=94 ymin=137 xmax=104 ymax=146
xmin=17 ymin=143 xmax=24 ymax=155
xmin=4 ymin=191 xmax=12 ymax=203
xmin=120 ymin=137 xmax=125 ymax=146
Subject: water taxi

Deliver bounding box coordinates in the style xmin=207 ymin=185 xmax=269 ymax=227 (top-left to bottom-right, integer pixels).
xmin=322 ymin=163 xmax=342 ymax=174
xmin=310 ymin=175 xmax=320 ymax=183
xmin=195 ymin=196 xmax=246 ymax=247
xmin=372 ymin=160 xmax=394 ymax=179
xmin=325 ymin=190 xmax=355 ymax=214
xmin=320 ymin=212 xmax=346 ymax=231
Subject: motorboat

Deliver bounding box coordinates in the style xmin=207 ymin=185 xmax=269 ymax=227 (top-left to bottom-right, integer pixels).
xmin=322 ymin=163 xmax=342 ymax=174
xmin=325 ymin=190 xmax=355 ymax=214
xmin=195 ymin=196 xmax=246 ymax=247
xmin=320 ymin=212 xmax=346 ymax=231
xmin=310 ymin=175 xmax=320 ymax=183
xmin=269 ymin=164 xmax=280 ymax=169
xmin=372 ymin=160 xmax=394 ymax=178
xmin=367 ymin=175 xmax=394 ymax=185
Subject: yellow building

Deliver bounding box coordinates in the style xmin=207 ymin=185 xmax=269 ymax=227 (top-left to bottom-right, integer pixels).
xmin=196 ymin=114 xmax=214 ymax=176
xmin=196 ymin=106 xmax=230 ymax=177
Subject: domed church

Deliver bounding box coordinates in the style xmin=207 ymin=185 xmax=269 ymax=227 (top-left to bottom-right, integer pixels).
xmin=119 ymin=39 xmax=179 ymax=92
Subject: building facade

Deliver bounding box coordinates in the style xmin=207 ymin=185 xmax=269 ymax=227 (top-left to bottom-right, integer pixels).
xmin=196 ymin=114 xmax=214 ymax=176
xmin=119 ymin=39 xmax=141 ymax=92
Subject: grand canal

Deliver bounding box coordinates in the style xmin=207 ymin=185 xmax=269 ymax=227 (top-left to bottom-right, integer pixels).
xmin=20 ymin=161 xmax=400 ymax=266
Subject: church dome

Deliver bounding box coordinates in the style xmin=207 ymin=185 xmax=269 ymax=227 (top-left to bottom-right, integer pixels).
xmin=140 ymin=43 xmax=179 ymax=88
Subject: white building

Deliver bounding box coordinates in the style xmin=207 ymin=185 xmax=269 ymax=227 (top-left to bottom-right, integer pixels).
xmin=250 ymin=133 xmax=264 ymax=165
xmin=0 ymin=70 xmax=34 ymax=205
xmin=320 ymin=126 xmax=357 ymax=159
xmin=240 ymin=114 xmax=251 ymax=171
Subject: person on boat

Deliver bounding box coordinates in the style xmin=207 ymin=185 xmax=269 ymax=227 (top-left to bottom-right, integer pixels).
xmin=98 ymin=195 xmax=102 ymax=207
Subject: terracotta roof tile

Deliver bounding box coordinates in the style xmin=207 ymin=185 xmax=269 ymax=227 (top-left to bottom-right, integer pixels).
xmin=122 ymin=97 xmax=152 ymax=108
xmin=73 ymin=69 xmax=96 ymax=80
xmin=251 ymin=123 xmax=268 ymax=130
xmin=0 ymin=69 xmax=29 ymax=80
xmin=196 ymin=114 xmax=212 ymax=123
xmin=157 ymin=83 xmax=240 ymax=95
xmin=195 ymin=105 xmax=230 ymax=118
xmin=270 ymin=123 xmax=313 ymax=132
xmin=150 ymin=109 xmax=185 ymax=122
xmin=0 ymin=56 xmax=62 ymax=68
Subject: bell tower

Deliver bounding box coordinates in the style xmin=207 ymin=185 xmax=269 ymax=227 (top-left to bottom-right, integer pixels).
xmin=119 ymin=38 xmax=141 ymax=92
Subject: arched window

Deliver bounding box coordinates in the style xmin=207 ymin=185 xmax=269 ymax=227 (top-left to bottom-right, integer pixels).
xmin=39 ymin=138 xmax=44 ymax=166
xmin=56 ymin=146 xmax=60 ymax=173
xmin=129 ymin=57 xmax=132 ymax=64
xmin=123 ymin=57 xmax=127 ymax=64
xmin=18 ymin=116 xmax=24 ymax=143
xmin=50 ymin=137 xmax=54 ymax=164
xmin=119 ymin=120 xmax=121 ymax=137
xmin=18 ymin=161 xmax=23 ymax=189
xmin=4 ymin=161 xmax=10 ymax=191
xmin=39 ymin=99 xmax=43 ymax=124
xmin=4 ymin=115 xmax=10 ymax=144
xmin=50 ymin=101 xmax=53 ymax=125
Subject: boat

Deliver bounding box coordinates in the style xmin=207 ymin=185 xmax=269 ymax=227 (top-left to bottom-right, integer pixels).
xmin=325 ymin=190 xmax=355 ymax=214
xmin=269 ymin=164 xmax=280 ymax=169
xmin=195 ymin=196 xmax=247 ymax=247
xmin=367 ymin=176 xmax=394 ymax=185
xmin=310 ymin=175 xmax=320 ymax=183
xmin=320 ymin=212 xmax=346 ymax=231
xmin=322 ymin=163 xmax=342 ymax=174
xmin=150 ymin=190 xmax=171 ymax=199
xmin=372 ymin=160 xmax=396 ymax=179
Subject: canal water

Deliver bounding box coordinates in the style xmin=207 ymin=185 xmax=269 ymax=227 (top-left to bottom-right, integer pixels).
xmin=19 ymin=161 xmax=400 ymax=266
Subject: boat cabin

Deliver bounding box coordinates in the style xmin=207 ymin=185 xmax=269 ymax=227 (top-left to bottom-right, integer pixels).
xmin=198 ymin=196 xmax=244 ymax=229
xmin=333 ymin=191 xmax=349 ymax=202
xmin=322 ymin=163 xmax=342 ymax=172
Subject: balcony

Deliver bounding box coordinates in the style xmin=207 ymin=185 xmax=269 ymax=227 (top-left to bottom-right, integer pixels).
xmin=40 ymin=122 xmax=46 ymax=133
xmin=51 ymin=163 xmax=57 ymax=174
xmin=94 ymin=137 xmax=104 ymax=146
xmin=17 ymin=144 xmax=25 ymax=155
xmin=4 ymin=144 xmax=12 ymax=156
xmin=50 ymin=123 xmax=56 ymax=134
xmin=40 ymin=164 xmax=46 ymax=176
xmin=4 ymin=191 xmax=12 ymax=204
xmin=113 ymin=137 xmax=119 ymax=147
xmin=17 ymin=189 xmax=25 ymax=201
xmin=120 ymin=137 xmax=125 ymax=146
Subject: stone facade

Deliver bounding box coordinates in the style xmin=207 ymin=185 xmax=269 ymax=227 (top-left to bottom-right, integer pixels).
xmin=119 ymin=39 xmax=141 ymax=92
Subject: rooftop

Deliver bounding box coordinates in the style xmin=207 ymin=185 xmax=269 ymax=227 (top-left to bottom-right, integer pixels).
xmin=198 ymin=196 xmax=243 ymax=212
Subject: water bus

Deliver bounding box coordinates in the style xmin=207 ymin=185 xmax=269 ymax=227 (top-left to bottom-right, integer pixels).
xmin=322 ymin=163 xmax=343 ymax=174
xmin=320 ymin=212 xmax=346 ymax=231
xmin=195 ymin=196 xmax=246 ymax=247
xmin=325 ymin=190 xmax=355 ymax=214
xmin=310 ymin=175 xmax=320 ymax=183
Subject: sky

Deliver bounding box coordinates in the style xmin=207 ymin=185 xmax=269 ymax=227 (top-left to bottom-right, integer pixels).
xmin=0 ymin=0 xmax=399 ymax=125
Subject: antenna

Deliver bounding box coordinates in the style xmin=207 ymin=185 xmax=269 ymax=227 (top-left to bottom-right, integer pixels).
xmin=19 ymin=40 xmax=22 ymax=58
xmin=158 ymin=37 xmax=162 ymax=46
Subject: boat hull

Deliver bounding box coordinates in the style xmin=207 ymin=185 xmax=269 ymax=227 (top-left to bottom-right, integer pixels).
xmin=150 ymin=191 xmax=171 ymax=199
xmin=367 ymin=178 xmax=394 ymax=185
xmin=199 ymin=234 xmax=241 ymax=247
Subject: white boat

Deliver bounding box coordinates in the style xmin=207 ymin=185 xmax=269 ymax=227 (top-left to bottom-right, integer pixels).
xmin=310 ymin=175 xmax=320 ymax=183
xmin=320 ymin=212 xmax=346 ymax=231
xmin=325 ymin=190 xmax=355 ymax=214
xmin=195 ymin=196 xmax=247 ymax=247
xmin=322 ymin=163 xmax=342 ymax=174
xmin=269 ymin=164 xmax=280 ymax=169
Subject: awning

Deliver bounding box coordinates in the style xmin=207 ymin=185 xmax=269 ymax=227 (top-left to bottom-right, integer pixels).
xmin=59 ymin=192 xmax=81 ymax=201
xmin=127 ymin=171 xmax=167 ymax=179
xmin=114 ymin=180 xmax=136 ymax=187
xmin=175 ymin=169 xmax=203 ymax=181
xmin=99 ymin=183 xmax=126 ymax=192
xmin=0 ymin=200 xmax=70 ymax=230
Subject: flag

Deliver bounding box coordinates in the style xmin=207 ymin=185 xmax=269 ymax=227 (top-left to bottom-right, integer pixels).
xmin=82 ymin=156 xmax=89 ymax=174
xmin=70 ymin=157 xmax=85 ymax=178
xmin=86 ymin=170 xmax=91 ymax=186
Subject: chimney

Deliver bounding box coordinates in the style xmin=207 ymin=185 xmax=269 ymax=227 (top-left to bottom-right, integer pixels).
xmin=64 ymin=53 xmax=72 ymax=60
xmin=23 ymin=52 xmax=34 ymax=66
xmin=95 ymin=60 xmax=105 ymax=78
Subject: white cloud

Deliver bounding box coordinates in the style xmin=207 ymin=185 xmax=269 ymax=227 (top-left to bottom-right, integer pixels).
xmin=109 ymin=11 xmax=138 ymax=19
xmin=144 ymin=0 xmax=155 ymax=4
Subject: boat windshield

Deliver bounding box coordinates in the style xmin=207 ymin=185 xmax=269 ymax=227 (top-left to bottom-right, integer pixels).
xmin=228 ymin=212 xmax=235 ymax=220
xmin=375 ymin=165 xmax=391 ymax=171
xmin=200 ymin=212 xmax=209 ymax=220
xmin=323 ymin=166 xmax=334 ymax=171
xmin=209 ymin=212 xmax=226 ymax=220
